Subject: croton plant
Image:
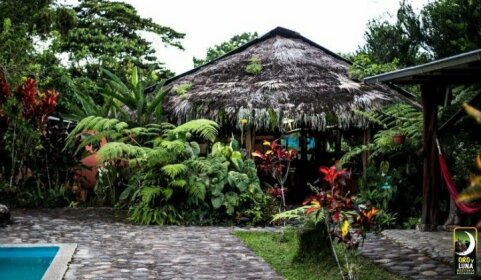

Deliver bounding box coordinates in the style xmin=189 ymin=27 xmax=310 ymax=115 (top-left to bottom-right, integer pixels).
xmin=275 ymin=163 xmax=378 ymax=249
xmin=252 ymin=140 xmax=297 ymax=210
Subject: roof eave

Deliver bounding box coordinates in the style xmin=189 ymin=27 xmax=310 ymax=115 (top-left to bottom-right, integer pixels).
xmin=363 ymin=49 xmax=481 ymax=84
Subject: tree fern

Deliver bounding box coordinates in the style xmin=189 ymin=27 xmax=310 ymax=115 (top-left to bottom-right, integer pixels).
xmin=340 ymin=103 xmax=423 ymax=164
xmin=64 ymin=116 xmax=127 ymax=150
xmin=159 ymin=139 xmax=187 ymax=152
xmin=96 ymin=142 xmax=149 ymax=163
xmin=167 ymin=119 xmax=219 ymax=142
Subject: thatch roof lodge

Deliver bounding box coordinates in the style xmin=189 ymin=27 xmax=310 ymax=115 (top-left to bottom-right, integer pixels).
xmin=164 ymin=27 xmax=411 ymax=132
xmin=163 ymin=26 xmax=414 ymax=199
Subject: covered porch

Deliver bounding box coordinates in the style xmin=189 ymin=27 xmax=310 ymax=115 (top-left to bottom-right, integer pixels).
xmin=365 ymin=49 xmax=481 ymax=231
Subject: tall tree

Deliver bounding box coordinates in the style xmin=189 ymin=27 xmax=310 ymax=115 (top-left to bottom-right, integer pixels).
xmin=361 ymin=0 xmax=481 ymax=67
xmin=193 ymin=32 xmax=257 ymax=67
xmin=1 ymin=0 xmax=185 ymax=116
xmin=421 ymin=0 xmax=481 ymax=58
xmin=0 ymin=0 xmax=75 ymax=84
xmin=60 ymin=0 xmax=184 ymax=77
xmin=362 ymin=2 xmax=427 ymax=67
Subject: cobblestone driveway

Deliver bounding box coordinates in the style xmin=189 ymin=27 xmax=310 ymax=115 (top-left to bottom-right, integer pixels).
xmin=0 ymin=209 xmax=282 ymax=280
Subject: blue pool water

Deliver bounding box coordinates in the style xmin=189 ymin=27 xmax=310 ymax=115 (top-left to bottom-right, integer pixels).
xmin=0 ymin=246 xmax=59 ymax=280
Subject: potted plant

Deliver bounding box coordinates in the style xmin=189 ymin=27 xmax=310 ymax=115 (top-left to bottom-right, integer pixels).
xmin=392 ymin=120 xmax=406 ymax=145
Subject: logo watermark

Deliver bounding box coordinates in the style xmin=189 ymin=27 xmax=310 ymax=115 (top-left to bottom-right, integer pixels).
xmin=454 ymin=227 xmax=477 ymax=275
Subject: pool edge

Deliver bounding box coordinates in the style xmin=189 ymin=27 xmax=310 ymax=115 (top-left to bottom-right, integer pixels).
xmin=0 ymin=243 xmax=77 ymax=280
xmin=43 ymin=243 xmax=76 ymax=280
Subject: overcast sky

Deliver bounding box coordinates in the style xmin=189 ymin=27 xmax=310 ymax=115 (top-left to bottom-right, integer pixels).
xmin=127 ymin=0 xmax=430 ymax=74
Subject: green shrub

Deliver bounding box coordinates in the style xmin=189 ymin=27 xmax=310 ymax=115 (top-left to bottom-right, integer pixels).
xmin=65 ymin=116 xmax=269 ymax=225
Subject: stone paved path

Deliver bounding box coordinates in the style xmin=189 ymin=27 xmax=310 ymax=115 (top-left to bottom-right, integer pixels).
xmin=0 ymin=209 xmax=282 ymax=280
xmin=361 ymin=230 xmax=476 ymax=280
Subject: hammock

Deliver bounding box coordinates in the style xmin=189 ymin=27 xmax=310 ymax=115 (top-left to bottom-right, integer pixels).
xmin=437 ymin=139 xmax=481 ymax=214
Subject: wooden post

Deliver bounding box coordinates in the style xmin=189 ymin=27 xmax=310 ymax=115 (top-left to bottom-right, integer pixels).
xmin=420 ymin=84 xmax=441 ymax=231
xmin=361 ymin=129 xmax=371 ymax=179
xmin=335 ymin=129 xmax=342 ymax=154
xmin=299 ymin=128 xmax=308 ymax=197
xmin=245 ymin=126 xmax=256 ymax=158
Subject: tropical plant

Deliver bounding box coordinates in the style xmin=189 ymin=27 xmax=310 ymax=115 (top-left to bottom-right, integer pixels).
xmin=253 ymin=140 xmax=297 ymax=211
xmin=101 ymin=67 xmax=170 ymax=126
xmin=273 ymin=163 xmax=379 ymax=280
xmin=0 ymin=75 xmax=74 ymax=207
xmin=339 ymin=103 xmax=422 ymax=165
xmin=356 ymin=162 xmax=397 ymax=210
xmin=65 ymin=116 xmax=268 ymax=225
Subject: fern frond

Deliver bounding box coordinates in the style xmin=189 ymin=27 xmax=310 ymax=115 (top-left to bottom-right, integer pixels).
xmin=187 ymin=159 xmax=212 ymax=174
xmin=74 ymin=131 xmax=120 ymax=154
xmin=96 ymin=142 xmax=149 ymax=162
xmin=188 ymin=182 xmax=206 ymax=201
xmin=162 ymin=163 xmax=188 ymax=178
xmin=189 ymin=141 xmax=201 ymax=156
xmin=339 ymin=144 xmax=374 ymax=166
xmin=272 ymin=206 xmax=310 ymax=222
xmin=159 ymin=140 xmax=187 ymax=152
xmin=92 ymin=117 xmax=122 ymax=132
xmin=144 ymin=149 xmax=172 ymax=166
xmin=141 ymin=186 xmax=161 ymax=204
xmin=114 ymin=121 xmax=129 ymax=131
xmin=168 ymin=119 xmax=219 ymax=142
xmin=64 ymin=116 xmax=127 ymax=150
xmin=160 ymin=188 xmax=174 ymax=201
xmin=169 ymin=179 xmax=187 ymax=188
xmin=353 ymin=109 xmax=386 ymax=128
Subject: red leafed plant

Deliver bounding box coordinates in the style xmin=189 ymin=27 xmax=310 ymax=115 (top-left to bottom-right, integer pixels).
xmin=302 ymin=164 xmax=378 ymax=248
xmin=0 ymin=76 xmax=61 ymax=189
xmin=273 ymin=163 xmax=378 ymax=280
xmin=319 ymin=164 xmax=348 ymax=185
xmin=252 ymin=140 xmax=297 ymax=178
xmin=9 ymin=77 xmax=60 ymax=124
xmin=253 ymin=140 xmax=297 ymax=211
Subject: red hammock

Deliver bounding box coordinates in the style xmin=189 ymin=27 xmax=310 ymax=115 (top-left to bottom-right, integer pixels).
xmin=437 ymin=139 xmax=481 ymax=214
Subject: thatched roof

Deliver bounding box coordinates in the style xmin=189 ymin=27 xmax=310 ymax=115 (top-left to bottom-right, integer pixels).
xmin=164 ymin=27 xmax=413 ymax=131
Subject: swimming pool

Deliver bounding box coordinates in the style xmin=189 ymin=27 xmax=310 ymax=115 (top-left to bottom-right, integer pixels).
xmin=0 ymin=244 xmax=76 ymax=280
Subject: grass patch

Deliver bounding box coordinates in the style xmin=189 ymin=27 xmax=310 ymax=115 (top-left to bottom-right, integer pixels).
xmin=235 ymin=230 xmax=405 ymax=280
